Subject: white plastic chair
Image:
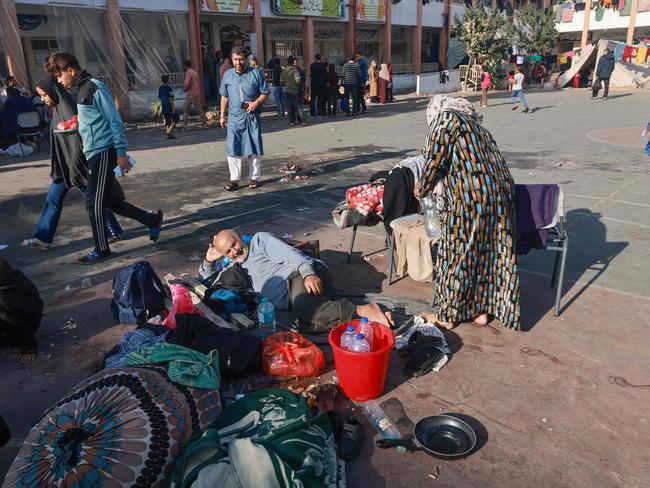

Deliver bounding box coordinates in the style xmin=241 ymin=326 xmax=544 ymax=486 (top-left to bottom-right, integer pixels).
xmin=17 ymin=111 xmax=43 ymax=154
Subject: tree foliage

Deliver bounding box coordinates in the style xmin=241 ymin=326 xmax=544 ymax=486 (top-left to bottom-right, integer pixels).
xmin=452 ymin=5 xmax=510 ymax=72
xmin=508 ymin=4 xmax=559 ymax=56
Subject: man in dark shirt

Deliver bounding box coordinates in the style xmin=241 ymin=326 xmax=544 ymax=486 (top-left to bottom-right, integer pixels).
xmin=341 ymin=56 xmax=361 ymax=116
xmin=309 ymin=53 xmax=326 ymax=117
xmin=158 ymin=74 xmax=178 ymax=139
xmin=270 ymin=58 xmax=285 ymax=116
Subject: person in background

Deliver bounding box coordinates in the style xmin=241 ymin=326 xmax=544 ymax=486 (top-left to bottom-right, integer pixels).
xmin=249 ymin=55 xmax=261 ymax=70
xmin=0 ymin=87 xmax=36 ymax=149
xmin=309 ymin=53 xmax=326 ymax=117
xmin=387 ymin=62 xmax=394 ymax=102
xmin=0 ymin=258 xmax=44 ymax=364
xmin=356 ymin=52 xmax=368 ymax=113
xmin=47 ymin=51 xmax=164 ymax=264
xmin=0 ymin=76 xmax=18 ymax=105
xmin=270 ymin=57 xmax=285 ymax=117
xmin=282 ymin=56 xmax=306 ymax=126
xmin=480 ymin=64 xmax=491 ymax=108
xmin=416 ymin=95 xmax=520 ymax=330
xmin=506 ymin=70 xmax=515 ymax=91
xmin=511 ymin=65 xmax=529 ymax=113
xmin=378 ymin=62 xmax=390 ymax=104
xmin=295 ymin=58 xmax=307 ymax=105
xmin=592 ymin=48 xmax=615 ymax=100
xmin=21 ymin=76 xmax=122 ymax=251
xmin=219 ymin=46 xmax=270 ymax=191
xmin=641 ymin=119 xmax=650 ymax=157
xmin=202 ymin=46 xmax=214 ymax=104
xmin=158 ymin=74 xmax=178 ymax=139
xmin=342 ymin=55 xmax=361 ymax=116
xmin=182 ymin=60 xmax=207 ymax=129
xmin=214 ymin=50 xmax=224 ymax=104
xmin=368 ymin=60 xmax=379 ymax=103
xmin=325 ymin=63 xmax=339 ymax=118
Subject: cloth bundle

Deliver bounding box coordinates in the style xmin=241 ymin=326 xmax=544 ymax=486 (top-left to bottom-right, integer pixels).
xmin=395 ymin=316 xmax=451 ymax=377
xmin=346 ymin=183 xmax=384 ymax=216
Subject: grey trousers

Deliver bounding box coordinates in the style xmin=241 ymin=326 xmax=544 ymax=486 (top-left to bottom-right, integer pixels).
xmin=289 ymin=261 xmax=356 ymax=334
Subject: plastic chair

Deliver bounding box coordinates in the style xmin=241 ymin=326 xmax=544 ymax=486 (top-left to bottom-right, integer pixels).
xmin=346 ymin=222 xmax=388 ymax=264
xmin=16 ymin=111 xmax=43 ymax=154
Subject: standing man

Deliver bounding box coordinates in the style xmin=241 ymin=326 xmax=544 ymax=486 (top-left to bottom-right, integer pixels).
xmin=219 ymin=46 xmax=270 ymax=191
xmin=309 ymin=53 xmax=326 ymax=117
xmin=46 ymin=52 xmax=163 ymax=264
xmin=282 ymin=56 xmax=306 ymax=126
xmin=270 ymin=57 xmax=285 ymax=116
xmin=511 ymin=65 xmax=529 ymax=113
xmin=592 ymin=49 xmax=615 ymax=100
xmin=341 ymin=55 xmax=361 ymax=116
xmin=182 ymin=60 xmax=206 ymax=129
xmin=356 ymin=52 xmax=368 ymax=114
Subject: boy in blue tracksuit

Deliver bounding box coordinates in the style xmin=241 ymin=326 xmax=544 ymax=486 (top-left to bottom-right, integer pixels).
xmin=46 ymin=52 xmax=163 ymax=264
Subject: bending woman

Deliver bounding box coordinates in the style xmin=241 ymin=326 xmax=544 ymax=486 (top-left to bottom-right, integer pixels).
xmin=417 ymin=95 xmax=520 ymax=330
xmin=21 ymin=77 xmax=121 ymax=250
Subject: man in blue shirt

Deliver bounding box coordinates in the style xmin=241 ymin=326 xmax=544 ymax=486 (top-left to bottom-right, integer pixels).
xmin=356 ymin=52 xmax=368 ymax=114
xmin=47 ymin=52 xmax=163 ymax=264
xmin=219 ymin=46 xmax=270 ymax=191
xmin=158 ymin=74 xmax=178 ymax=139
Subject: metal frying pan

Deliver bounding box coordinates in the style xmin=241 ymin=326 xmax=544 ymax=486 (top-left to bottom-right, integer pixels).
xmin=376 ymin=414 xmax=477 ymax=458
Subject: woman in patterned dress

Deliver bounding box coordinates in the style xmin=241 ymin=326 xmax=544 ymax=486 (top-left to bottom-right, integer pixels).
xmin=416 ymin=95 xmax=520 ymax=330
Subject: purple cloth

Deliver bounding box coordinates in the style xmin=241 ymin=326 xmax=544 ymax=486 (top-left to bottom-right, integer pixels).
xmin=515 ymin=184 xmax=558 ymax=255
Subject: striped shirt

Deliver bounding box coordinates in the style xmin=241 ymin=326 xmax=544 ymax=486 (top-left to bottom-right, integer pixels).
xmin=341 ymin=62 xmax=360 ymax=85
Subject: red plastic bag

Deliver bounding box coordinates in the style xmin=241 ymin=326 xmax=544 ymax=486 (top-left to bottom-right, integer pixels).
xmin=162 ymin=284 xmax=197 ymax=330
xmin=262 ymin=332 xmax=325 ymax=377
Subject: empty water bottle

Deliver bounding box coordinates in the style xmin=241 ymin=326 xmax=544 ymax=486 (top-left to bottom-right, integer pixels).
xmin=349 ymin=333 xmax=371 ymax=353
xmin=340 ymin=325 xmax=356 ymax=351
xmin=358 ymin=317 xmax=374 ymax=351
xmin=257 ymin=298 xmax=276 ymax=338
xmin=362 ymin=400 xmax=406 ymax=454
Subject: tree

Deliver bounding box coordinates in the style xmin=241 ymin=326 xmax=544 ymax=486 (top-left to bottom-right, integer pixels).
xmin=508 ymin=4 xmax=559 ymax=56
xmin=452 ymin=5 xmax=510 ymax=73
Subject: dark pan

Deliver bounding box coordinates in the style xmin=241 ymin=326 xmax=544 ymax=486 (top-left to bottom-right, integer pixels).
xmin=376 ymin=414 xmax=477 ymax=458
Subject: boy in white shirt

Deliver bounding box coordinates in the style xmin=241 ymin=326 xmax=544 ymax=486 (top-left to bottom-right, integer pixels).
xmin=510 ymin=66 xmax=529 ymax=113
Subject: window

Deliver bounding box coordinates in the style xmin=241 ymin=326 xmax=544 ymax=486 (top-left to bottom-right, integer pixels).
xmin=271 ymin=41 xmax=303 ymax=58
xmin=357 ymin=42 xmax=378 ymax=59
xmin=31 ymin=38 xmax=59 ymax=66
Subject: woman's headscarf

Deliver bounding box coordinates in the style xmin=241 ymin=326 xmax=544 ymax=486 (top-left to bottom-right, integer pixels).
xmin=379 ymin=63 xmax=390 ymax=81
xmin=35 ymin=76 xmax=87 ymax=189
xmin=425 ymin=94 xmax=483 ymax=126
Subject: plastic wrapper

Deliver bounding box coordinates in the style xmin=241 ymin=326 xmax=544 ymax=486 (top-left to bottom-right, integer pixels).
xmin=262 ymin=332 xmax=325 ymax=378
xmin=163 ymin=284 xmax=197 ymax=330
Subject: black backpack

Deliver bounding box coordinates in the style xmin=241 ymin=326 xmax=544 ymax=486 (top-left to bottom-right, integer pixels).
xmin=111 ymin=261 xmax=168 ymax=325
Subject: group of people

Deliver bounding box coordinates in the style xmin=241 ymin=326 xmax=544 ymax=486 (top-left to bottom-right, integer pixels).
xmin=0 ymin=76 xmax=42 ymax=150
xmin=479 ymin=64 xmax=530 ymax=113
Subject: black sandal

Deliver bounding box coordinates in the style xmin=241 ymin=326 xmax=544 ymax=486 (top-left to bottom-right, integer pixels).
xmin=224 ymin=181 xmax=239 ymax=191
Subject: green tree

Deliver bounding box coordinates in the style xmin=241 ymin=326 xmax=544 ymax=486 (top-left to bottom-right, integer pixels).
xmin=508 ymin=4 xmax=559 ymax=56
xmin=452 ymin=4 xmax=510 ymax=73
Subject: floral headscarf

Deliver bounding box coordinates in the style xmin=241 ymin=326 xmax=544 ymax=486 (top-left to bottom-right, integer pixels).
xmin=425 ymin=94 xmax=483 ymax=126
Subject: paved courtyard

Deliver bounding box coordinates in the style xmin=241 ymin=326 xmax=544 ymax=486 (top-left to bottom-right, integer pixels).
xmin=1 ymin=88 xmax=649 ymax=487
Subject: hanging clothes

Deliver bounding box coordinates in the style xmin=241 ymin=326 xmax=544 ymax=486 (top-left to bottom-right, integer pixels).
xmin=638 ymin=0 xmax=650 ymax=12
xmin=620 ymin=0 xmax=632 ymax=15
xmin=623 ymin=45 xmax=634 ymax=62
xmin=636 ymin=46 xmax=649 ymax=65
xmin=613 ymin=42 xmax=626 ymax=61
xmin=595 ymin=6 xmax=605 ymax=20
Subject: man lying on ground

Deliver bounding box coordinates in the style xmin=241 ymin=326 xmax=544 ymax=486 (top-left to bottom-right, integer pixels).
xmin=198 ymin=230 xmax=393 ymax=333
xmin=0 ymin=258 xmax=44 ymax=364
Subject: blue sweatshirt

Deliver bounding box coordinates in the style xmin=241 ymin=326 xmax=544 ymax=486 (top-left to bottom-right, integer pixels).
xmin=75 ymin=71 xmax=127 ymax=160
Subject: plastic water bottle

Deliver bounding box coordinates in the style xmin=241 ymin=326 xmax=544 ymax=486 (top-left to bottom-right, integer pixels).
xmin=257 ymin=298 xmax=276 ymax=338
xmin=340 ymin=325 xmax=356 ymax=351
xmin=358 ymin=317 xmax=374 ymax=351
xmin=349 ymin=333 xmax=371 ymax=353
xmin=362 ymin=400 xmax=406 ymax=454
xmin=421 ymin=195 xmax=442 ymax=238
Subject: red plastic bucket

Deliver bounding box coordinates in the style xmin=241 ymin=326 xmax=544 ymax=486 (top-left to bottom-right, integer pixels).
xmin=328 ymin=320 xmax=395 ymax=401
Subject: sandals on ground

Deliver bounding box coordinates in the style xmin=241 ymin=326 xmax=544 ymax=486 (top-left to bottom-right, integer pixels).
xmin=249 ymin=180 xmax=258 ymax=189
xmin=224 ymin=181 xmax=239 ymax=191
xmin=20 ymin=238 xmax=50 ymax=250
xmin=335 ymin=415 xmax=365 ymax=461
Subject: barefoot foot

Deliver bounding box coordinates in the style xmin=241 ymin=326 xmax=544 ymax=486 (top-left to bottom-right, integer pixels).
xmin=356 ymin=303 xmax=394 ymax=327
xmin=473 ymin=313 xmax=489 ymax=326
xmin=420 ymin=312 xmax=454 ymax=330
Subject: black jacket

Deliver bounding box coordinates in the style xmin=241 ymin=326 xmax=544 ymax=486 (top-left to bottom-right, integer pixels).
xmin=310 ymin=62 xmax=326 ymax=86
xmin=596 ymin=53 xmax=615 ymax=79
xmin=0 ymin=270 xmax=43 ymax=352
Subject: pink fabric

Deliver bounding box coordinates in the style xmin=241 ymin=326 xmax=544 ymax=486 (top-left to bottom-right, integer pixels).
xmin=481 ymin=72 xmax=491 ymax=89
xmin=184 ymin=68 xmax=200 ymax=95
xmin=346 ymin=184 xmax=384 ymax=216
xmin=561 ymin=7 xmax=574 ymax=22
xmin=638 ymin=0 xmax=650 ymax=12
xmin=163 ymin=284 xmax=198 ymax=330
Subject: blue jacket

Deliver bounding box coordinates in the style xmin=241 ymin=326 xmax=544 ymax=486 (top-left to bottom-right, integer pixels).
xmin=359 ymin=58 xmax=369 ymax=84
xmin=75 ymin=71 xmax=127 ymax=159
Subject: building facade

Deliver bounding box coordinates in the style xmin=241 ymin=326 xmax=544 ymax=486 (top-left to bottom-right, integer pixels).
xmin=0 ymin=0 xmax=467 ymax=117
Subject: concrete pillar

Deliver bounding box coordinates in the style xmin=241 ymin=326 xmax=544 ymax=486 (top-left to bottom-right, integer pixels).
xmin=0 ymin=0 xmax=29 ymax=87
xmin=250 ymin=0 xmax=264 ymax=65
xmin=414 ymin=0 xmax=423 ymax=74
xmin=627 ymin=0 xmax=639 ymax=44
xmin=187 ymin=0 xmax=204 ymax=107
xmin=303 ymin=16 xmax=314 ymax=75
xmin=581 ymin=0 xmax=592 ymax=47
xmin=381 ymin=0 xmax=392 ymax=62
xmin=439 ymin=0 xmax=452 ymax=69
xmin=106 ymin=0 xmax=129 ymax=117
xmin=346 ymin=0 xmax=356 ymax=59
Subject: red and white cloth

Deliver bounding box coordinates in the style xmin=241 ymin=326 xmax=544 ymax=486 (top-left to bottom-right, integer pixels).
xmin=346 ymin=184 xmax=384 ymax=216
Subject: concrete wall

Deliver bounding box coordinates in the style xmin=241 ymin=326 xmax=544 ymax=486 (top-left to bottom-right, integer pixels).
xmin=393 ymin=73 xmax=417 ymax=91
xmin=557 ymin=10 xmax=650 ymax=33
xmin=416 ymin=69 xmax=461 ymax=94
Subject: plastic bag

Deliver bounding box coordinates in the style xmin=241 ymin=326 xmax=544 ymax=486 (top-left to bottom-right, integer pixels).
xmin=262 ymin=332 xmax=325 ymax=377
xmin=163 ymin=284 xmax=197 ymax=330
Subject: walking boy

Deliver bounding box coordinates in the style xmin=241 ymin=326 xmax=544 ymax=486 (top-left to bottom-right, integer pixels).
xmin=511 ymin=66 xmax=529 ymax=113
xmin=182 ymin=60 xmax=206 ymax=129
xmin=46 ymin=52 xmax=163 ymax=264
xmin=158 ymin=74 xmax=178 ymax=139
